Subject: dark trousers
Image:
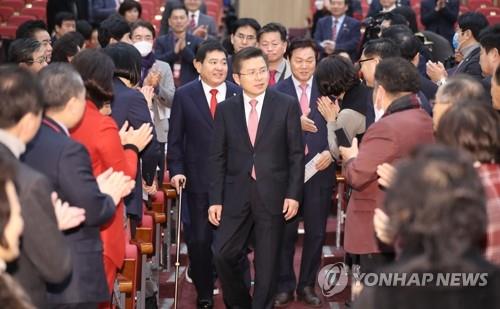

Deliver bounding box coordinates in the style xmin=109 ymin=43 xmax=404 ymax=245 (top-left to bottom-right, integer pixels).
xmin=213 ymin=180 xmax=285 ymax=309
xmin=50 ymin=303 xmax=98 ymax=309
xmin=186 ymin=192 xmax=215 ymax=300
xmin=277 ymin=171 xmax=333 ymax=293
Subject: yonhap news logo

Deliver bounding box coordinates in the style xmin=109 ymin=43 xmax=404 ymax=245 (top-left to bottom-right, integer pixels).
xmin=318 ymin=263 xmax=489 ymax=297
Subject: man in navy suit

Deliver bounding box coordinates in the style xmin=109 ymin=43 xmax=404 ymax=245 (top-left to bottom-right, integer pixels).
xmin=314 ymin=0 xmax=361 ymax=60
xmin=23 ymin=63 xmax=134 ymax=308
xmin=208 ymin=47 xmax=304 ymax=309
xmin=367 ymin=0 xmax=410 ymax=18
xmin=155 ymin=4 xmax=203 ymax=87
xmin=167 ymin=40 xmax=241 ymax=309
xmin=184 ymin=0 xmax=218 ymax=39
xmin=274 ymin=39 xmax=335 ymax=307
xmin=90 ymin=0 xmax=118 ymax=24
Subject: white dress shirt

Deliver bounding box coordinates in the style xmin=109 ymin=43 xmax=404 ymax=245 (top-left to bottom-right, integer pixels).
xmin=243 ymin=91 xmax=266 ymax=125
xmin=201 ymin=80 xmax=227 ymax=107
xmin=291 ymin=75 xmax=313 ymax=105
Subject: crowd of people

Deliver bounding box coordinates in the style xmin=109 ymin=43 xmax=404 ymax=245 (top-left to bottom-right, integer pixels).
xmin=0 ymin=0 xmax=499 ymax=308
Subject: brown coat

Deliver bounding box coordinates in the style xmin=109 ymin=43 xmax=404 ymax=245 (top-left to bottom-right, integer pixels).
xmin=343 ymin=98 xmax=435 ymax=254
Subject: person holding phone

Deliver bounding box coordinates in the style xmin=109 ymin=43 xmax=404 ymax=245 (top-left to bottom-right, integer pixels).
xmin=316 ymin=55 xmax=370 ymax=160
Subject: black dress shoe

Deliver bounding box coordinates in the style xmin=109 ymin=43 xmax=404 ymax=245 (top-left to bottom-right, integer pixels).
xmin=197 ymin=299 xmax=214 ymax=309
xmin=273 ymin=291 xmax=294 ymax=307
xmin=297 ymin=286 xmax=322 ymax=307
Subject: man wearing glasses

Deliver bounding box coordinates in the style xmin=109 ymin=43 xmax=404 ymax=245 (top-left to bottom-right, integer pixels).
xmin=226 ymin=18 xmax=261 ymax=82
xmin=208 ymin=47 xmax=304 ymax=309
xmin=7 ymin=38 xmax=48 ymax=73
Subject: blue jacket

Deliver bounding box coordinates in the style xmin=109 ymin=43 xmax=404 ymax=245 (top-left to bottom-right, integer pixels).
xmin=314 ymin=15 xmax=361 ymax=60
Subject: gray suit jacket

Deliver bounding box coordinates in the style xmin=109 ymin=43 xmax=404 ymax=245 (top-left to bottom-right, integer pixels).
xmin=197 ymin=13 xmax=218 ymax=39
xmin=152 ymin=60 xmax=175 ymax=143
xmin=2 ymin=144 xmax=71 ymax=309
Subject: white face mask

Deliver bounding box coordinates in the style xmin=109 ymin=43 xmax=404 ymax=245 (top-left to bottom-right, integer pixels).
xmin=134 ymin=41 xmax=153 ymax=57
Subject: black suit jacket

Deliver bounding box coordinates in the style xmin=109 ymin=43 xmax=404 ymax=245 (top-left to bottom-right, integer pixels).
xmin=421 ymin=0 xmax=459 ymax=44
xmin=208 ymin=89 xmax=304 ymax=215
xmin=2 ymin=144 xmax=71 ymax=309
xmin=167 ymin=80 xmax=241 ymax=193
xmin=111 ymin=77 xmax=163 ymax=218
xmin=23 ymin=117 xmax=115 ymax=304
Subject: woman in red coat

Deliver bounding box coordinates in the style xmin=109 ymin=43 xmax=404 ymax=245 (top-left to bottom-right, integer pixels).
xmin=70 ymin=49 xmax=153 ymax=306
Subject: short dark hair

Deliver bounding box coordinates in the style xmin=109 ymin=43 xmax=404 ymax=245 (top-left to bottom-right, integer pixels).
xmin=374 ymin=57 xmax=420 ymax=94
xmin=285 ymin=38 xmax=318 ymax=60
xmin=7 ymin=38 xmax=42 ymax=64
xmin=76 ymin=20 xmax=93 ymax=41
xmin=0 ymin=65 xmax=43 ymax=128
xmin=131 ymin=20 xmax=156 ymax=39
xmin=257 ymin=22 xmax=287 ymax=42
xmin=362 ymin=38 xmax=401 ymax=59
xmin=316 ymin=55 xmax=359 ymax=97
xmin=119 ymin=0 xmax=142 ymax=18
xmin=436 ymin=100 xmax=499 ymax=163
xmin=55 ymin=12 xmax=76 ymax=27
xmin=231 ymin=18 xmax=261 ymax=35
xmin=381 ymin=12 xmax=408 ymax=27
xmin=232 ymin=47 xmax=267 ymax=74
xmin=385 ymin=145 xmax=486 ymax=271
xmin=51 ymin=32 xmax=84 ymax=63
xmin=98 ymin=15 xmax=131 ymax=48
xmin=195 ymin=39 xmax=227 ymax=63
xmin=167 ymin=3 xmax=188 ymax=18
xmin=103 ymin=42 xmax=142 ymax=86
xmin=392 ymin=6 xmax=418 ymax=33
xmin=479 ymin=24 xmax=500 ymax=53
xmin=382 ymin=26 xmax=421 ymax=61
xmin=72 ymin=49 xmax=115 ymax=109
xmin=458 ymin=12 xmax=489 ymax=41
xmin=16 ymin=20 xmax=48 ymax=39
xmin=38 ymin=63 xmax=85 ymax=110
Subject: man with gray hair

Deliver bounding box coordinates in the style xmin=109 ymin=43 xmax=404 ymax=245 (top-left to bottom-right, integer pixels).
xmin=23 ymin=63 xmax=134 ymax=308
xmin=433 ymin=74 xmax=487 ymax=130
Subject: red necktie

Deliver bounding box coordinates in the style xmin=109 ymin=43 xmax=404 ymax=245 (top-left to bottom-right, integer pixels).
xmin=299 ymin=84 xmax=309 ymax=155
xmin=209 ymin=89 xmax=218 ymax=118
xmin=248 ymin=99 xmax=258 ymax=179
xmin=190 ymin=14 xmax=196 ymax=30
xmin=269 ymin=70 xmax=277 ymax=86
xmin=332 ymin=18 xmax=338 ymax=42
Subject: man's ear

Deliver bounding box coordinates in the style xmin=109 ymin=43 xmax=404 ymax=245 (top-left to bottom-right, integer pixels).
xmin=233 ymin=73 xmax=241 ymax=86
xmin=193 ymin=59 xmax=202 ymax=74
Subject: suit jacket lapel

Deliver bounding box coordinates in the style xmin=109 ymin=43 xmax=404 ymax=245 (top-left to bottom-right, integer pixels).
xmin=225 ymin=82 xmax=239 ymax=99
xmin=191 ymin=81 xmax=214 ymax=127
xmin=255 ymin=90 xmax=275 ymax=147
xmin=236 ymin=95 xmax=253 ymax=151
xmin=309 ymin=79 xmax=320 ymax=119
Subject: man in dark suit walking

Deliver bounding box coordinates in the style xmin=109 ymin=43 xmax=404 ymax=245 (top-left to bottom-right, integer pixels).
xmin=274 ymin=39 xmax=334 ymax=307
xmin=167 ymin=40 xmax=241 ymax=309
xmin=208 ymin=47 xmax=304 ymax=309
xmin=155 ymin=4 xmax=203 ymax=87
xmin=314 ymin=0 xmax=361 ymax=60
xmin=23 ymin=63 xmax=134 ymax=308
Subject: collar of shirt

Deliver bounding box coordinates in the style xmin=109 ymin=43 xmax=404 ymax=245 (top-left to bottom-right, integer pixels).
xmin=189 ymin=10 xmax=200 ymax=25
xmin=52 ymin=118 xmax=70 ymax=136
xmin=0 ymin=129 xmax=25 ymax=159
xmin=460 ymin=43 xmax=480 ymax=60
xmin=291 ymin=75 xmax=313 ymax=103
xmin=243 ymin=91 xmax=266 ymax=123
xmin=382 ymin=4 xmax=397 ymax=12
xmin=331 ymin=15 xmax=346 ymax=27
xmin=273 ymin=59 xmax=288 ymax=82
xmin=201 ymin=80 xmax=227 ymax=107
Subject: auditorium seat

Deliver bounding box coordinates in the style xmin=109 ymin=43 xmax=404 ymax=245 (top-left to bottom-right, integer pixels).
xmin=0 ymin=25 xmax=16 ymax=39
xmin=477 ymin=7 xmax=500 ymax=17
xmin=0 ymin=0 xmax=25 ymax=12
xmin=21 ymin=7 xmax=46 ymax=20
xmin=467 ymin=0 xmax=493 ymax=11
xmin=0 ymin=6 xmax=14 ymax=22
xmin=6 ymin=14 xmax=36 ymax=26
xmin=487 ymin=14 xmax=500 ymax=24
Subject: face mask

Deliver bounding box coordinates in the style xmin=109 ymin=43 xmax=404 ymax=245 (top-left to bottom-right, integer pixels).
xmin=452 ymin=32 xmax=460 ymax=50
xmin=134 ymin=41 xmax=153 ymax=57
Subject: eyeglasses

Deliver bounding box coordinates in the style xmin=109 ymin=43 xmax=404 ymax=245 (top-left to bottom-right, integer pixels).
xmin=238 ymin=68 xmax=268 ymax=78
xmin=26 ymin=55 xmax=47 ymax=65
xmin=235 ymin=33 xmax=256 ymax=41
xmin=354 ymin=57 xmax=375 ymax=71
